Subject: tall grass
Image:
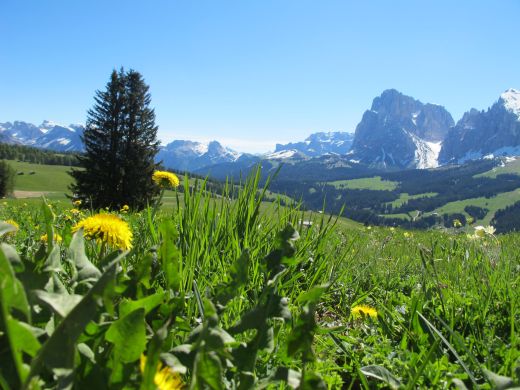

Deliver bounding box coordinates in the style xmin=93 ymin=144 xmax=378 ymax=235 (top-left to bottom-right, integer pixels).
xmin=0 ymin=168 xmax=519 ymax=388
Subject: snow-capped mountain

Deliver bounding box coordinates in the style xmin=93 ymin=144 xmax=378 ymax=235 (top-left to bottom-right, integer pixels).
xmin=272 ymin=131 xmax=354 ymax=158
xmin=0 ymin=121 xmax=84 ymax=152
xmin=439 ymin=89 xmax=520 ymax=164
xmin=156 ymin=140 xmax=241 ymax=171
xmin=348 ymin=89 xmax=454 ymax=169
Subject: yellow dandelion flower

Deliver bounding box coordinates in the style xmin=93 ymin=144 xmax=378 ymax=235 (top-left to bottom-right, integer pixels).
xmin=152 ymin=170 xmax=180 ymax=189
xmin=72 ymin=213 xmax=132 ymax=250
xmin=351 ymin=305 xmax=378 ymax=319
xmin=453 ymin=219 xmax=462 ymax=228
xmin=3 ymin=219 xmax=19 ymax=236
xmin=70 ymin=208 xmax=81 ymax=215
xmin=120 ymin=204 xmax=130 ymax=213
xmin=73 ymin=200 xmax=82 ymax=206
xmin=403 ymin=231 xmax=413 ymax=238
xmin=140 ymin=354 xmax=183 ymax=390
xmin=40 ymin=233 xmax=63 ymax=243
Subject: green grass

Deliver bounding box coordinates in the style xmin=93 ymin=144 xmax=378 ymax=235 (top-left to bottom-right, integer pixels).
xmin=328 ymin=176 xmax=399 ymax=191
xmin=0 ymin=169 xmax=518 ymax=388
xmin=386 ymin=191 xmax=438 ymax=208
xmin=475 ymin=157 xmax=520 ymax=178
xmin=8 ymin=160 xmax=74 ymax=193
xmin=431 ymin=187 xmax=520 ymax=225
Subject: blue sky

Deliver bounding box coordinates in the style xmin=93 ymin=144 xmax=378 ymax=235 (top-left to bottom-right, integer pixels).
xmin=1 ymin=1 xmax=519 ymax=153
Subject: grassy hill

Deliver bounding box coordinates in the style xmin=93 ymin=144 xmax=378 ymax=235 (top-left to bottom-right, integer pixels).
xmin=0 ymin=167 xmax=517 ymax=388
xmin=3 ymin=159 xmax=362 ymax=230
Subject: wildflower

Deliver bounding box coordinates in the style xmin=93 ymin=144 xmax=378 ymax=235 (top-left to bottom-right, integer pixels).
xmin=474 ymin=225 xmax=496 ymax=238
xmin=70 ymin=208 xmax=81 ymax=215
xmin=3 ymin=219 xmax=19 ymax=236
xmin=351 ymin=305 xmax=378 ymax=319
xmin=453 ymin=219 xmax=462 ymax=228
xmin=152 ymin=170 xmax=180 ymax=189
xmin=73 ymin=200 xmax=82 ymax=206
xmin=120 ymin=204 xmax=130 ymax=213
xmin=403 ymin=231 xmax=413 ymax=238
xmin=389 ymin=227 xmax=395 ymax=232
xmin=40 ymin=233 xmax=63 ymax=243
xmin=140 ymin=354 xmax=183 ymax=390
xmin=72 ymin=213 xmax=132 ymax=250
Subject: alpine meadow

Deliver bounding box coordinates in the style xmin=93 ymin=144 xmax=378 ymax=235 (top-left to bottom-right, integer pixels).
xmin=1 ymin=2 xmax=520 ymax=389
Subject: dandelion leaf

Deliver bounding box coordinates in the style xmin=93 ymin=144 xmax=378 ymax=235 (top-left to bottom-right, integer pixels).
xmin=25 ymin=260 xmax=118 ymax=384
xmin=106 ymin=308 xmax=146 ymax=363
xmin=68 ymin=228 xmax=102 ymax=282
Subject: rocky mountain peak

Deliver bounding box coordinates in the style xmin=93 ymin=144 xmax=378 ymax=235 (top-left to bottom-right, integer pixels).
xmin=439 ymin=88 xmax=520 ymax=164
xmin=499 ymin=88 xmax=520 ymax=119
xmin=350 ymin=89 xmax=453 ymax=169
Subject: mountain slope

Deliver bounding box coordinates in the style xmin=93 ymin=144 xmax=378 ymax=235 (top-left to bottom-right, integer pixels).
xmin=439 ymin=88 xmax=520 ymax=163
xmin=349 ymin=89 xmax=454 ymax=169
xmin=273 ymin=131 xmax=354 ymax=158
xmin=0 ymin=121 xmax=84 ymax=152
xmin=157 ymin=140 xmax=240 ymax=171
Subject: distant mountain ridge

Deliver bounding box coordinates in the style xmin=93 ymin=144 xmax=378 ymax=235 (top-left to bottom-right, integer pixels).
xmin=3 ymin=88 xmax=520 ymax=175
xmin=0 ymin=120 xmax=84 ymax=152
xmin=273 ymin=131 xmax=354 ymax=158
xmin=439 ymin=88 xmax=520 ymax=163
xmin=156 ymin=140 xmax=241 ymax=171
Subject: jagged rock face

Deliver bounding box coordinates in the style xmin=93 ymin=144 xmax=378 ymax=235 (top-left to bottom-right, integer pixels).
xmin=439 ymin=89 xmax=520 ymax=163
xmin=156 ymin=140 xmax=240 ymax=172
xmin=274 ymin=131 xmax=354 ymax=157
xmin=350 ymin=89 xmax=454 ymax=169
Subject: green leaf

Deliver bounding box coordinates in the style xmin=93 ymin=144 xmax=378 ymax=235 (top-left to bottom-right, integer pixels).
xmin=68 ymin=229 xmax=102 ymax=283
xmin=1 ymin=243 xmax=24 ymax=273
xmin=482 ymin=368 xmax=515 ymax=390
xmin=299 ymin=371 xmax=327 ymax=390
xmin=287 ymin=305 xmax=316 ymax=361
xmin=360 ymin=365 xmax=401 ymax=389
xmin=296 ymin=284 xmax=329 ymax=305
xmin=25 ymin=260 xmax=119 ymax=386
xmin=192 ymin=351 xmax=224 ymax=390
xmin=119 ymin=291 xmax=168 ymax=318
xmin=7 ymin=318 xmax=41 ymax=357
xmin=105 ymin=308 xmax=146 ymax=363
xmin=41 ymin=200 xmax=56 ymax=256
xmin=0 ymin=221 xmax=17 ymax=237
xmin=257 ymin=367 xmax=301 ymax=389
xmin=214 ymin=250 xmax=250 ymax=306
xmin=78 ymin=343 xmax=96 ymax=364
xmin=33 ymin=291 xmax=83 ymax=318
xmin=0 ymin=245 xmax=31 ymax=321
xmin=158 ymin=220 xmax=181 ymax=292
xmin=43 ymin=245 xmax=62 ymax=273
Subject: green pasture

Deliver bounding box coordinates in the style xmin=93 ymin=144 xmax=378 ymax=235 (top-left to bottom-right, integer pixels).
xmin=328 ymin=175 xmax=399 ymax=190
xmin=430 ymin=187 xmax=520 ymax=225
xmin=0 ymin=171 xmax=518 ymax=388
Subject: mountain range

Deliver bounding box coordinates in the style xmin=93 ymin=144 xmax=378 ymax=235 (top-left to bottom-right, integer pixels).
xmin=2 ymin=88 xmax=520 ymax=174
xmin=0 ymin=120 xmax=84 ymax=152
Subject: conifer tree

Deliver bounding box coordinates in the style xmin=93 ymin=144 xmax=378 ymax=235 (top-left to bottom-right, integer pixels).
xmin=0 ymin=160 xmax=14 ymax=198
xmin=70 ymin=69 xmax=160 ymax=210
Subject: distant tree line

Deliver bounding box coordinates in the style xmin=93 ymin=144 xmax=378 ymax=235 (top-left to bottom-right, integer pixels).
xmin=491 ymin=202 xmax=520 ymax=233
xmin=269 ymin=158 xmax=520 ymax=230
xmin=0 ymin=143 xmax=80 ymax=166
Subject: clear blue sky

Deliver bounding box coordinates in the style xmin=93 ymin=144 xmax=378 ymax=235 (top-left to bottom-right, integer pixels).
xmin=1 ymin=1 xmax=519 ymax=153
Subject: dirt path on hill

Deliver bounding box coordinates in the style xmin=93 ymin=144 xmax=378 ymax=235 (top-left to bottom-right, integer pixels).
xmin=13 ymin=191 xmax=51 ymax=198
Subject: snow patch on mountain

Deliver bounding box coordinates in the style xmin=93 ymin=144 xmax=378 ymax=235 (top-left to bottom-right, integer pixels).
xmin=265 ymin=149 xmax=298 ymax=159
xmin=500 ymin=88 xmax=520 ymax=119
